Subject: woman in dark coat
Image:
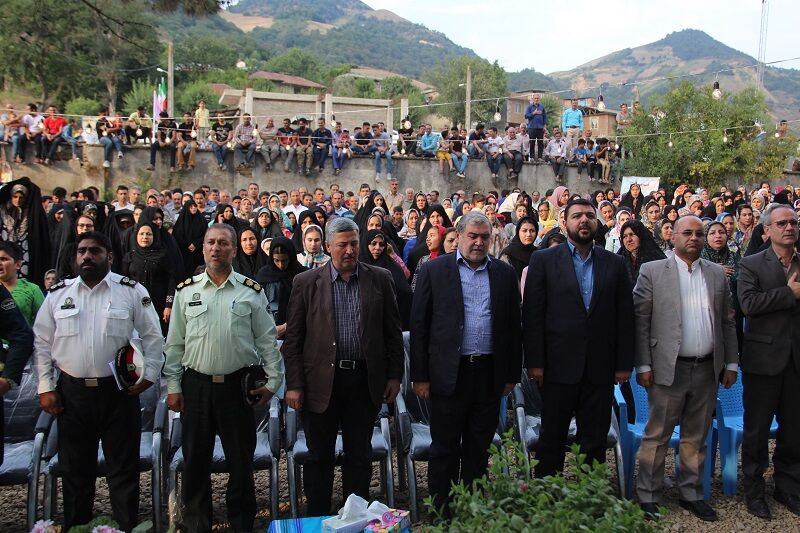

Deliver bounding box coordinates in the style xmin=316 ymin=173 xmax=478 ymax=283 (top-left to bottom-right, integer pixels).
xmin=122 ymin=221 xmax=176 ymax=336
xmin=251 ymin=207 xmax=283 ymax=242
xmin=619 ymin=183 xmax=645 ymax=220
xmin=255 ymin=236 xmax=307 ymax=337
xmin=172 ymin=200 xmax=207 ymax=274
xmin=212 ymin=203 xmax=247 ymax=234
xmin=618 ymin=219 xmax=666 ymax=287
xmin=360 ymin=228 xmax=413 ymax=329
xmin=499 ymin=216 xmax=538 ymax=280
xmin=232 ymin=227 xmax=266 ymax=279
xmin=406 ymin=204 xmax=452 ymax=276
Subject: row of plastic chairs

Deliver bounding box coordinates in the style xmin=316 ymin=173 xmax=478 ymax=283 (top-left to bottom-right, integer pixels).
xmin=615 ymin=368 xmax=778 ymax=499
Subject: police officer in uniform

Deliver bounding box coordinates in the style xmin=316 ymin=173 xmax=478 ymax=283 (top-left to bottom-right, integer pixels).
xmin=165 ymin=224 xmax=283 ymax=533
xmin=0 ymin=284 xmax=34 ymax=465
xmin=33 ymin=231 xmax=164 ymax=532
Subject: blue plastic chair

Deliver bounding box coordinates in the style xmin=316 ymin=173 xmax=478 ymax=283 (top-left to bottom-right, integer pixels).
xmin=615 ymin=370 xmax=714 ymax=500
xmin=714 ymin=368 xmax=778 ymax=495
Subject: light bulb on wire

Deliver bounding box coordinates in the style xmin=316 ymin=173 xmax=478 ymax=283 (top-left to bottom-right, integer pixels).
xmin=722 ymin=130 xmax=728 ymax=143
xmin=668 ymin=134 xmax=673 ymax=148
xmin=712 ymin=80 xmax=722 ymax=100
xmin=597 ymin=94 xmax=605 ymax=111
xmin=493 ymin=98 xmax=502 ymax=122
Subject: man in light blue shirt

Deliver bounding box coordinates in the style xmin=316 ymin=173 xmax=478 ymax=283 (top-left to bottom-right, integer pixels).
xmin=561 ymin=99 xmax=583 ymax=157
xmin=419 ymin=124 xmax=440 ymax=157
xmin=568 ymin=238 xmax=594 ymax=310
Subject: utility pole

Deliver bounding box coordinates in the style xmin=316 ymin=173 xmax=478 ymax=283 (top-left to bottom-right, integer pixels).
xmin=465 ymin=65 xmax=472 ymax=129
xmin=167 ymin=41 xmax=174 ymax=119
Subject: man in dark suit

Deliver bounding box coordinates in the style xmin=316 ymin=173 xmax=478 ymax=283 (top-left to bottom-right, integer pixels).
xmin=411 ymin=211 xmax=522 ymax=513
xmin=523 ymin=198 xmax=634 ymax=477
xmin=738 ymin=203 xmax=800 ymax=519
xmin=282 ymin=217 xmax=404 ymax=516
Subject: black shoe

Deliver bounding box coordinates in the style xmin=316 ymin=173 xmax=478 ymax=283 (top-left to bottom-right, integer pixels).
xmin=678 ymin=500 xmax=718 ymax=522
xmin=639 ymin=502 xmax=660 ymax=521
xmin=745 ymin=496 xmax=771 ymax=520
xmin=774 ymin=490 xmax=800 ymax=516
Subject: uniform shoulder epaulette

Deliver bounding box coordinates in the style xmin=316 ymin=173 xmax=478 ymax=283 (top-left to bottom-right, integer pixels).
xmin=48 ymin=280 xmax=67 ymax=293
xmin=119 ymin=276 xmax=137 ymax=288
xmin=241 ymin=276 xmax=262 ymax=293
xmin=176 ymin=276 xmax=195 ymax=290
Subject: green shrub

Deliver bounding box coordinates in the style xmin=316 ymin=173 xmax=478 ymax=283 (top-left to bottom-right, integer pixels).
xmin=123 ymin=78 xmax=157 ymax=115
xmin=64 ymin=97 xmax=101 ymax=118
xmin=424 ymin=433 xmax=660 ymax=532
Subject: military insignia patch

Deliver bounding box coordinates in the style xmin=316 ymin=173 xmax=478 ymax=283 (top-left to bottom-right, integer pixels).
xmin=142 ymin=297 xmax=152 ymax=307
xmin=1 ymin=298 xmax=17 ymax=311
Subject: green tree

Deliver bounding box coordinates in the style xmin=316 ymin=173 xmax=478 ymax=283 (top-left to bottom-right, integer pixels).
xmin=380 ymin=76 xmax=413 ymax=98
xmin=123 ymin=78 xmax=156 ymax=114
xmin=65 ymin=97 xmax=102 ymax=117
xmin=174 ymin=81 xmax=215 ymax=115
xmin=539 ymin=93 xmax=561 ymax=130
xmin=173 ymin=35 xmax=238 ymax=75
xmin=622 ymin=81 xmax=790 ymax=189
xmin=264 ymin=48 xmax=323 ymax=82
xmin=353 ymin=79 xmax=376 ymax=99
xmin=425 ymin=57 xmax=507 ymax=126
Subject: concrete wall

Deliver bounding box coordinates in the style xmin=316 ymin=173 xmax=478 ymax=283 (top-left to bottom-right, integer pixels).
xmin=6 ymin=143 xmax=800 ymax=199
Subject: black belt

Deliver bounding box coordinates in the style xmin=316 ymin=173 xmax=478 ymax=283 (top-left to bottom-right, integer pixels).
xmin=677 ymin=353 xmax=713 ymax=363
xmin=462 ymin=353 xmax=493 ymax=363
xmin=185 ymin=367 xmax=246 ymax=383
xmin=336 ymin=359 xmax=366 ymax=370
xmin=60 ymin=373 xmax=117 ymax=388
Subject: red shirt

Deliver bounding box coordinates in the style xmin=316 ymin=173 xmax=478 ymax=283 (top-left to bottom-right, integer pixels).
xmin=44 ymin=116 xmax=67 ymax=135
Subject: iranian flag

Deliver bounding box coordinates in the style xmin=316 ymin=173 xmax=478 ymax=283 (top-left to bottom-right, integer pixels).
xmin=152 ymin=78 xmax=167 ymax=141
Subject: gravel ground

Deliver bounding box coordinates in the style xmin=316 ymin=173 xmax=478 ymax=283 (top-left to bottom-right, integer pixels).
xmin=3 ymin=443 xmax=798 ymax=532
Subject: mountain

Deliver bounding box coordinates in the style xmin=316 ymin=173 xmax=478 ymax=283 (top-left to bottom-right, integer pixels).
xmin=527 ymin=29 xmax=800 ymax=120
xmin=219 ymin=0 xmax=477 ymax=78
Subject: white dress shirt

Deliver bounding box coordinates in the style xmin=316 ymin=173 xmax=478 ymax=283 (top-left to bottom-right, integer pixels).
xmin=638 ymin=258 xmax=737 ymax=372
xmin=33 ymin=272 xmax=165 ymax=393
xmin=675 ymin=259 xmax=715 ymax=358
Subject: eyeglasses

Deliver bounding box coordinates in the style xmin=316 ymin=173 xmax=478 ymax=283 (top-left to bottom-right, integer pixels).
xmin=772 ymin=219 xmax=799 ymax=228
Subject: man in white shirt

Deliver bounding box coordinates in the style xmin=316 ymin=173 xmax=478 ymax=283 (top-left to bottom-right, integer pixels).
xmin=22 ymin=103 xmax=45 ymax=163
xmin=543 ymin=131 xmax=568 ymax=184
xmin=33 ymin=231 xmax=164 ymax=532
xmin=110 ymin=185 xmax=135 ymax=211
xmin=283 ymin=189 xmax=307 ymax=220
xmin=484 ymin=127 xmax=505 ymax=179
xmin=632 ymin=216 xmax=738 ymax=522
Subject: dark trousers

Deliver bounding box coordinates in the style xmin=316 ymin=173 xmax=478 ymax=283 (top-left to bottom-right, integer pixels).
xmin=528 ymin=128 xmax=544 ymax=159
xmin=56 ymin=374 xmax=141 ymax=532
xmin=312 ymin=146 xmax=328 ymax=168
xmin=536 ymin=379 xmax=613 ymax=477
xmin=549 ymin=157 xmax=567 ymax=179
xmin=150 ymin=142 xmax=176 ymax=166
xmin=742 ymin=365 xmax=800 ymax=498
xmin=181 ymin=369 xmax=257 ymax=533
xmin=125 ymin=126 xmax=151 ymax=144
xmin=302 ymin=366 xmax=380 ymax=516
xmin=429 ymin=357 xmax=500 ymax=513
xmin=503 ymin=151 xmax=523 ymax=174
xmin=41 ymin=135 xmax=63 ymax=160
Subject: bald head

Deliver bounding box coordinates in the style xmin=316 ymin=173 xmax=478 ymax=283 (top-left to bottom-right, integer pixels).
xmin=673 ymin=215 xmax=705 ymax=263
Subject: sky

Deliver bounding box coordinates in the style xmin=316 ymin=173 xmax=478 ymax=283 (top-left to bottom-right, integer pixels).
xmin=363 ymin=0 xmax=799 ymax=74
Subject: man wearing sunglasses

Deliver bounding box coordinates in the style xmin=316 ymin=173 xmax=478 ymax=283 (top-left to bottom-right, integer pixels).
xmin=738 ymin=204 xmax=800 ymax=520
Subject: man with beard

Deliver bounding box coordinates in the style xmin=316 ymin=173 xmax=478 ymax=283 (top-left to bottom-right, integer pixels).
xmin=33 ymin=231 xmax=164 ymax=532
xmin=522 ymin=198 xmax=634 ymax=478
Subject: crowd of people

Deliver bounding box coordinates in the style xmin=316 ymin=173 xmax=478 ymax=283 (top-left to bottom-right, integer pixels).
xmin=1 ymin=98 xmax=631 ymax=185
xmin=0 ymin=169 xmax=799 ymax=531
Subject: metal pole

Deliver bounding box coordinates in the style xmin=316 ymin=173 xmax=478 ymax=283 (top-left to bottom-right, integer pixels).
xmin=465 ymin=65 xmax=472 ymax=129
xmin=167 ymin=41 xmax=174 ymax=119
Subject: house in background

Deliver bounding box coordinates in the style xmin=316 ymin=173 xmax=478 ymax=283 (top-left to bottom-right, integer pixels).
xmin=248 ymin=71 xmax=326 ymax=94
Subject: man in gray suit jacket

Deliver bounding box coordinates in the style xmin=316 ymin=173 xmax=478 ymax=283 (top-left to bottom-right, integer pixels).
xmin=738 ymin=203 xmax=800 ymax=519
xmin=633 ymin=216 xmax=738 ymax=521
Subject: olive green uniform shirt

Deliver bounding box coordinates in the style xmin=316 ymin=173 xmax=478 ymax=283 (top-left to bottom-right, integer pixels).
xmin=164 ymin=270 xmax=283 ymax=394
